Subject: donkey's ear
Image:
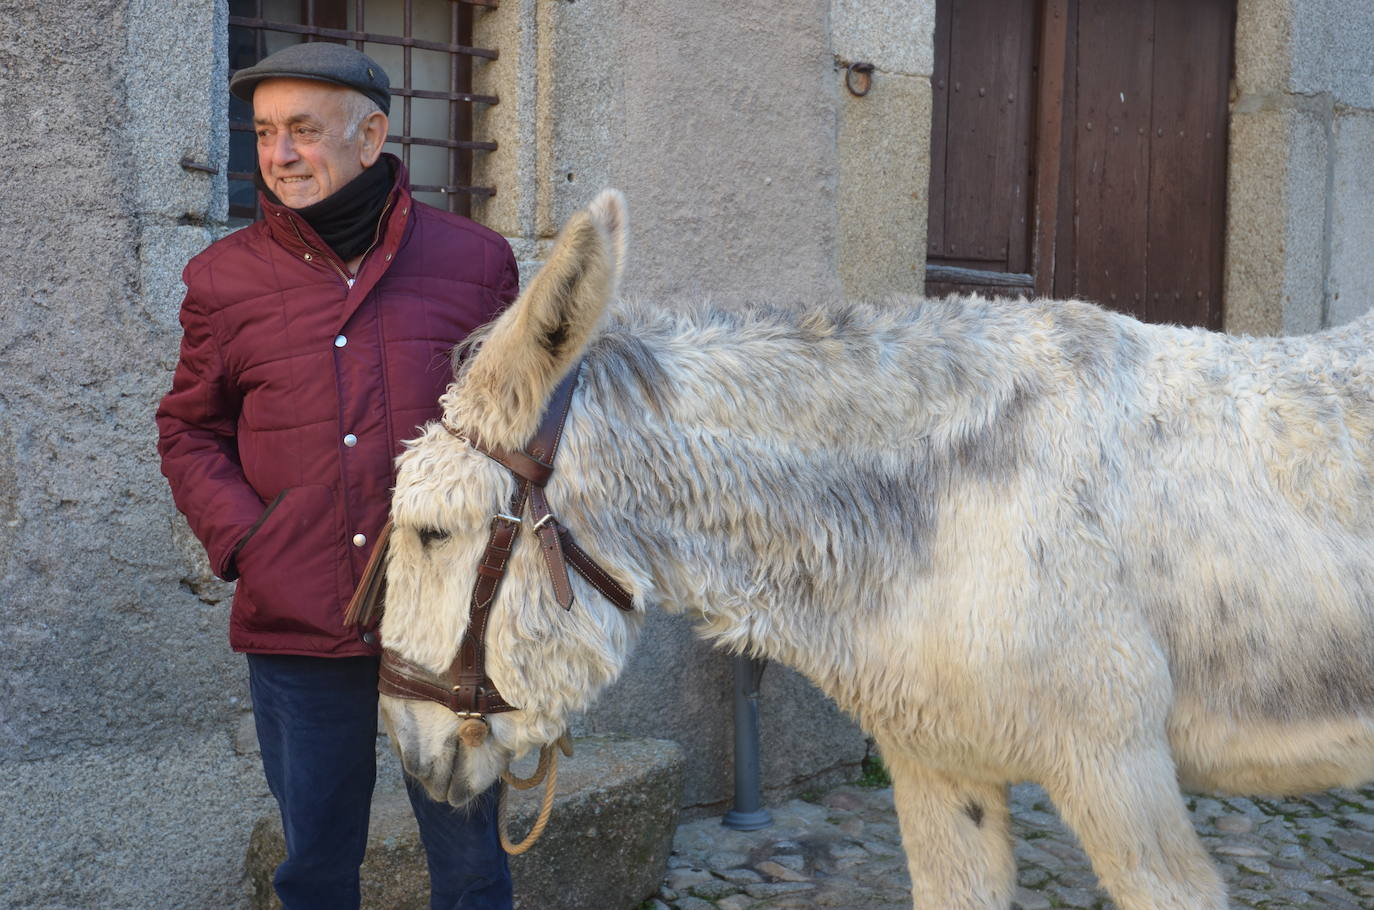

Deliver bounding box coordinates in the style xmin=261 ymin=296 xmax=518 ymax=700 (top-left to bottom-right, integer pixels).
xmin=445 ymin=189 xmax=627 ymax=449
xmin=587 ymin=188 xmax=627 ymax=294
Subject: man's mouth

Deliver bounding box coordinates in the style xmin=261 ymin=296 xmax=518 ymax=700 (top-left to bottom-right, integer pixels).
xmin=278 ymin=175 xmax=312 ymax=184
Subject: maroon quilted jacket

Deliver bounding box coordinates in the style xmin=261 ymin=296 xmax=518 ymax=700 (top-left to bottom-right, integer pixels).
xmin=157 ymin=157 xmax=517 ymax=656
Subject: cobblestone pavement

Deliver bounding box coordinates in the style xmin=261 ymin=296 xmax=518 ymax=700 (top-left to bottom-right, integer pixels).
xmin=649 ymin=781 xmax=1374 ymax=909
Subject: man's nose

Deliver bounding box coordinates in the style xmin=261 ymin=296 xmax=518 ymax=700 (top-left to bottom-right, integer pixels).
xmin=266 ymin=131 xmax=299 ymax=168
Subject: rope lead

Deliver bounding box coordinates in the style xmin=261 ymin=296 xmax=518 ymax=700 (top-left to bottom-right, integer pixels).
xmin=498 ymin=743 xmax=559 ymax=855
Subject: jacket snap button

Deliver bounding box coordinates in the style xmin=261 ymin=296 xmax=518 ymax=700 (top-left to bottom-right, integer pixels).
xmin=362 ymin=632 xmax=377 ymax=645
xmin=343 ymin=434 xmax=358 ymax=447
xmin=303 ymin=253 xmax=313 ymax=261
xmin=352 ymin=533 xmax=367 ymax=547
xmin=334 ymin=335 xmax=347 ymax=348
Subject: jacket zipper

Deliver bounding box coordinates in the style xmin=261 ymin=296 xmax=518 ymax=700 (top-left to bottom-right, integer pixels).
xmin=353 ymin=198 xmax=394 ymax=279
xmin=286 ymin=199 xmax=396 ymax=290
xmin=287 ymin=216 xmax=354 ymax=289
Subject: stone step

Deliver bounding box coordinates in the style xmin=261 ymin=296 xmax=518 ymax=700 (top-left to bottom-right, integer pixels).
xmin=246 ymin=735 xmax=685 ymax=910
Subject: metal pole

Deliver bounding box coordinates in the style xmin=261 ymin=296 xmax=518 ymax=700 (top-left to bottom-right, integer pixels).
xmin=722 ymin=655 xmax=773 ymax=830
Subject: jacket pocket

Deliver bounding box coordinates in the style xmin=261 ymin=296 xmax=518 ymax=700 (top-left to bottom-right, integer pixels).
xmin=227 ymin=489 xmax=291 ymax=578
xmin=232 ymin=484 xmax=344 ymax=639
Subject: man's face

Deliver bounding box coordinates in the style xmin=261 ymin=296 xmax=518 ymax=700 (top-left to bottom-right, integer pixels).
xmin=253 ymin=78 xmax=381 ymax=208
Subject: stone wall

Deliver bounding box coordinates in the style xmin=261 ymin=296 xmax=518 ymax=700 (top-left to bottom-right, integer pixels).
xmin=1227 ymin=0 xmax=1374 ymax=333
xmin=1300 ymin=1 xmax=1374 ymax=328
xmin=0 ymin=2 xmax=276 ymax=907
xmin=832 ymin=0 xmax=936 ymax=302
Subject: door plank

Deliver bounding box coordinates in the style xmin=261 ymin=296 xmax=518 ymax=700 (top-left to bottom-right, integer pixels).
xmin=1051 ymin=0 xmax=1080 ymax=300
xmin=1005 ymin=0 xmax=1037 ymax=275
xmin=1072 ymin=0 xmax=1156 ymax=316
xmin=1032 ymin=0 xmax=1070 ymax=297
xmin=938 ymin=0 xmax=1035 ymax=268
xmin=927 ymin=265 xmax=1034 ymax=288
xmin=1146 ymin=0 xmax=1232 ymax=328
xmin=927 ymin=0 xmax=954 ymax=262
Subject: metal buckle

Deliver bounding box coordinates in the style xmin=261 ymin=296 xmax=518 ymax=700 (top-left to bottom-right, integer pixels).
xmin=532 ymin=513 xmax=556 ymax=532
xmin=494 ymin=512 xmax=523 ymax=526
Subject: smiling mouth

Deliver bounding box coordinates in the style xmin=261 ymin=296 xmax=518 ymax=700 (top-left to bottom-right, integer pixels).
xmin=278 ymin=176 xmax=312 ymax=184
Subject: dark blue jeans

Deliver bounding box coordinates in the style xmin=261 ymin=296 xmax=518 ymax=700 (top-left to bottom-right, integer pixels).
xmin=247 ymin=654 xmax=512 ymax=910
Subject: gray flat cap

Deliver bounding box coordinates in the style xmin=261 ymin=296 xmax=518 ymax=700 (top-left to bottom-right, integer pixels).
xmin=230 ymin=42 xmax=390 ymax=115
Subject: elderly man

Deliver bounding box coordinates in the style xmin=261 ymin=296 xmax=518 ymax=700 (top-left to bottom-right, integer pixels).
xmin=156 ymin=43 xmax=515 ymax=910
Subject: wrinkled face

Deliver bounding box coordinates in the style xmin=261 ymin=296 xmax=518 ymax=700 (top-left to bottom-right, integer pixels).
xmin=252 ymin=78 xmax=385 ymax=208
xmin=379 ymin=424 xmax=638 ymax=806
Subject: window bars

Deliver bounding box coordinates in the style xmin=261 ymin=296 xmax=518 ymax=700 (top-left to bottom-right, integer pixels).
xmin=227 ymin=0 xmax=499 ymax=220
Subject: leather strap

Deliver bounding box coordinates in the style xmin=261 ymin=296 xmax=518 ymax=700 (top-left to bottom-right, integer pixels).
xmin=379 ymin=651 xmax=514 ymax=713
xmin=463 ymin=440 xmax=553 ymax=487
xmin=560 ymin=528 xmax=635 ymax=612
xmin=447 ymin=482 xmax=528 ymax=714
xmin=530 ymin=484 xmax=575 ymax=609
xmin=443 ymin=361 xmax=577 ymax=487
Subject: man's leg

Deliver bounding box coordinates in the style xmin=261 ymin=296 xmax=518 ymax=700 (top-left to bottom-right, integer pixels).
xmin=247 ymin=653 xmax=381 ymax=910
xmin=406 ymin=773 xmax=512 ymax=910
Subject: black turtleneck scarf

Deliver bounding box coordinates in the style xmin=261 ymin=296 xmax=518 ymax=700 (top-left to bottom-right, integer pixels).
xmin=258 ymin=157 xmax=395 ymax=261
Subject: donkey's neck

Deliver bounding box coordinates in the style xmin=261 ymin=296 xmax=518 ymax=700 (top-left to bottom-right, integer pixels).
xmin=558 ymin=296 xmax=1073 ymax=698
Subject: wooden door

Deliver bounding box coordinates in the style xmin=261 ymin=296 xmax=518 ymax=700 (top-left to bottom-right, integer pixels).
xmin=925 ymin=0 xmax=1234 ymax=329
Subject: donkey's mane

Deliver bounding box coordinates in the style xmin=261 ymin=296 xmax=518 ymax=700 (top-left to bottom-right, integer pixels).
xmin=579 ymin=293 xmax=1077 ymax=445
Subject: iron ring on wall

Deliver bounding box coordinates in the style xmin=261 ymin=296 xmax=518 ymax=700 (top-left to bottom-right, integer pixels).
xmin=845 ymin=61 xmax=875 ymax=97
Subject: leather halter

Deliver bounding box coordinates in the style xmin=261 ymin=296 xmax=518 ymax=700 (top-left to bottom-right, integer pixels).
xmin=375 ymin=362 xmax=635 ymax=718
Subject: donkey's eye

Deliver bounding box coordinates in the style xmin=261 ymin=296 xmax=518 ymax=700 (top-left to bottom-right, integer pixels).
xmin=417 ymin=527 xmax=450 ymax=548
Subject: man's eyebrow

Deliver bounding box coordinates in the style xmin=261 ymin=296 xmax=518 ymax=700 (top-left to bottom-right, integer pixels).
xmin=252 ymin=113 xmax=322 ymax=127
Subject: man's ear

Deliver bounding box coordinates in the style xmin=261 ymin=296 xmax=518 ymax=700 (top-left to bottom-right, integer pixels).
xmin=359 ymin=111 xmax=389 ymax=167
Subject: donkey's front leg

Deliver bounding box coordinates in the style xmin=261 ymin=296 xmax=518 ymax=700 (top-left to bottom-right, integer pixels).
xmin=1043 ymin=742 xmax=1226 ymax=910
xmin=880 ymin=745 xmax=1017 ymax=910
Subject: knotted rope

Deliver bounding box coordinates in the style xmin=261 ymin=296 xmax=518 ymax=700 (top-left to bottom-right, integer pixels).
xmin=458 ymin=717 xmax=490 ymax=749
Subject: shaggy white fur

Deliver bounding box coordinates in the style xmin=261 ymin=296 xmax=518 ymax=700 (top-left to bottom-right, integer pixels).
xmin=380 ymin=189 xmax=1374 ymax=910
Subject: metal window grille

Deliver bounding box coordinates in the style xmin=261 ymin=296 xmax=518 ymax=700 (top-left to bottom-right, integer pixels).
xmin=227 ymin=0 xmax=499 ymax=221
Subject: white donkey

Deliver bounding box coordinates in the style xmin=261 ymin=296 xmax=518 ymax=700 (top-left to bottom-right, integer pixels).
xmin=379 ymin=190 xmax=1374 ymax=910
